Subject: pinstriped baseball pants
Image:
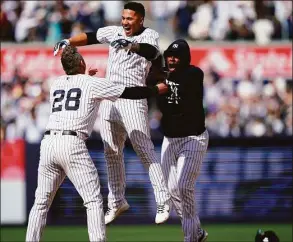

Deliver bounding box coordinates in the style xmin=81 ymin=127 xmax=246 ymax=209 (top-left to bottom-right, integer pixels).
xmin=161 ymin=130 xmax=209 ymax=242
xmin=26 ymin=134 xmax=105 ymax=242
xmin=99 ymin=99 xmax=170 ymax=209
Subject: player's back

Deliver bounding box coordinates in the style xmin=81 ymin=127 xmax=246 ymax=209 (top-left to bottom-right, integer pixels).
xmin=46 ymin=74 xmax=124 ymax=137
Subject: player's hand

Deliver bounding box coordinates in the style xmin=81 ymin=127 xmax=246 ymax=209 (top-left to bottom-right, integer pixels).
xmin=156 ymin=82 xmax=170 ymax=95
xmin=53 ymin=39 xmax=70 ymax=56
xmin=88 ymin=67 xmax=99 ymax=76
xmin=110 ymin=39 xmax=132 ymax=51
xmin=157 ymin=68 xmax=170 ymax=82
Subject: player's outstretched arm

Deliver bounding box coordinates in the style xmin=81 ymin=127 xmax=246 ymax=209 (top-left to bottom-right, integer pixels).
xmin=110 ymin=39 xmax=159 ymax=61
xmin=54 ymin=32 xmax=100 ymax=56
xmin=130 ymin=42 xmax=160 ymax=61
xmin=120 ymin=83 xmax=169 ymax=100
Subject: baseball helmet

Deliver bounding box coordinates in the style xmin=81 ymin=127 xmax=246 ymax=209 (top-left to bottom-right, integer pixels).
xmin=255 ymin=229 xmax=280 ymax=242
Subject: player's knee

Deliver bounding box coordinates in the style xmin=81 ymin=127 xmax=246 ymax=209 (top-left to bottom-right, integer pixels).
xmin=33 ymin=200 xmax=49 ymax=211
xmin=167 ymin=183 xmax=178 ymax=195
xmin=104 ymin=146 xmax=122 ymax=159
xmin=132 ymin=143 xmax=155 ymax=158
xmin=130 ymin=132 xmax=155 ymax=152
xmin=177 ymin=181 xmax=193 ymax=196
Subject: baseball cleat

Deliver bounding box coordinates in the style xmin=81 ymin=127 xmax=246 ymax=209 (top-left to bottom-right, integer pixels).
xmin=155 ymin=203 xmax=171 ymax=224
xmin=105 ymin=202 xmax=130 ymax=225
xmin=198 ymin=228 xmax=208 ymax=242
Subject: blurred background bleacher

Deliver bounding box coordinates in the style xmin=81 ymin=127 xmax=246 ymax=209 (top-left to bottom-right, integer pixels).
xmin=1 ymin=0 xmax=292 ymax=142
xmin=0 ymin=1 xmax=292 ymax=241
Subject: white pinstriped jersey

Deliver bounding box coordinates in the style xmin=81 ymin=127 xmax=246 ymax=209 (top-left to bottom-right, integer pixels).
xmin=46 ymin=74 xmax=125 ymax=136
xmin=96 ymin=26 xmax=159 ymax=87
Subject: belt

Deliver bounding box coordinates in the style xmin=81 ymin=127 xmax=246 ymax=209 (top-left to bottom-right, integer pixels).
xmin=44 ymin=130 xmax=77 ymax=136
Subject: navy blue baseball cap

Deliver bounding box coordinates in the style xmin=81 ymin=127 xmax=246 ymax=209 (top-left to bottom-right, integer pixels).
xmin=255 ymin=229 xmax=280 ymax=242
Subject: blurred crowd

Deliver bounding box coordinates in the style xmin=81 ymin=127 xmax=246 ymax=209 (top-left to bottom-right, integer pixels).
xmin=1 ymin=67 xmax=292 ymax=143
xmin=1 ymin=0 xmax=292 ymax=143
xmin=1 ymin=0 xmax=292 ymax=45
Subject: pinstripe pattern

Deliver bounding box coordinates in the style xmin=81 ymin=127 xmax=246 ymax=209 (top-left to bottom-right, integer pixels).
xmin=161 ymin=130 xmax=209 ymax=242
xmin=46 ymin=74 xmax=125 ymax=136
xmin=26 ymin=74 xmax=125 ymax=241
xmin=100 ymin=99 xmax=169 ymax=208
xmin=96 ymin=25 xmax=170 ymax=210
xmin=96 ymin=26 xmax=159 ymax=87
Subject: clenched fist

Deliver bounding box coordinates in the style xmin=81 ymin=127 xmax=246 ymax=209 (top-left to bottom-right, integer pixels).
xmin=156 ymin=82 xmax=170 ymax=95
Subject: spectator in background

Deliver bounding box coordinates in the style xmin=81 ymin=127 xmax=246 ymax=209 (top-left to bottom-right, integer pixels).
xmin=148 ymin=1 xmax=180 ymax=39
xmin=75 ymin=2 xmax=95 ymax=32
xmin=172 ymin=0 xmax=198 ymax=39
xmin=0 ymin=8 xmax=15 ymax=41
xmin=46 ymin=11 xmax=62 ymax=45
xmin=16 ymin=104 xmax=45 ymax=144
xmin=70 ymin=22 xmax=85 ymax=36
xmin=89 ymin=1 xmax=105 ymax=30
xmin=58 ymin=3 xmax=73 ymax=39
xmin=1 ymin=0 xmax=292 ymax=141
xmin=14 ymin=2 xmax=39 ymax=42
xmin=252 ymin=0 xmax=274 ymax=45
xmin=225 ymin=17 xmax=255 ymax=41
xmin=101 ymin=0 xmax=124 ymax=26
xmin=224 ymin=1 xmax=256 ymax=41
xmin=274 ymin=1 xmax=292 ymax=39
xmin=1 ymin=0 xmax=292 ymax=43
xmin=34 ymin=9 xmax=48 ymax=41
xmin=188 ymin=0 xmax=214 ymax=40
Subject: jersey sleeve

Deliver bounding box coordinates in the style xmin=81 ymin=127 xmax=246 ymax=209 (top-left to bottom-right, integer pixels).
xmin=96 ymin=26 xmax=118 ymax=44
xmin=140 ymin=29 xmax=160 ymax=49
xmin=91 ymin=77 xmax=125 ymax=101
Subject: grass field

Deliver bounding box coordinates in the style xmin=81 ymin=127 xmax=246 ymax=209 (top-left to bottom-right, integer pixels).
xmin=1 ymin=224 xmax=292 ymax=242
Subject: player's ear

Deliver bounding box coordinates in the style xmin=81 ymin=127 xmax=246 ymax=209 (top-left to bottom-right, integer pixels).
xmin=140 ymin=17 xmax=144 ymax=25
xmin=80 ymin=60 xmax=86 ymax=74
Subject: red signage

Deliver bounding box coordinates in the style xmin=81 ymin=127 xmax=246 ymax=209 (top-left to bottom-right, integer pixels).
xmin=1 ymin=139 xmax=25 ymax=180
xmin=190 ymin=45 xmax=292 ymax=78
xmin=1 ymin=44 xmax=292 ymax=79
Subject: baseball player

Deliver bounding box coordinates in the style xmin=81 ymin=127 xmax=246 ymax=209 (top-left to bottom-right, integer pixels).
xmin=53 ymin=2 xmax=171 ymax=225
xmin=153 ymin=39 xmax=209 ymax=242
xmin=25 ymin=46 xmax=169 ymax=242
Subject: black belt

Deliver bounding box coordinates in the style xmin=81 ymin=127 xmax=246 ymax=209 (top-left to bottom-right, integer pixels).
xmin=44 ymin=130 xmax=77 ymax=136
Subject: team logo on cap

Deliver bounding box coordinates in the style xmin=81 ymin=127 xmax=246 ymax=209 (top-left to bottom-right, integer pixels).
xmin=172 ymin=44 xmax=178 ymax=48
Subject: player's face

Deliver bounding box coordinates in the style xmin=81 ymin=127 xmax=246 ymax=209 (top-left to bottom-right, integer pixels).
xmin=121 ymin=9 xmax=143 ymax=36
xmin=166 ymin=56 xmax=180 ymax=72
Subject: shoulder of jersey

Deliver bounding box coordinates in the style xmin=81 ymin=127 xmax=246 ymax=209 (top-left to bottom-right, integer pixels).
xmin=55 ymin=75 xmax=67 ymax=83
xmin=116 ymin=26 xmax=124 ymax=34
xmin=144 ymin=27 xmax=159 ymax=36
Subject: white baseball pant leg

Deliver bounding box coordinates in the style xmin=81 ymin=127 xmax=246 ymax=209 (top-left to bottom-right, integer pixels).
xmin=100 ymin=100 xmax=170 ymax=209
xmin=161 ymin=130 xmax=209 ymax=242
xmin=26 ymin=135 xmax=105 ymax=242
xmin=160 ymin=137 xmax=183 ymax=220
xmin=100 ymin=116 xmax=128 ymax=209
xmin=26 ymin=137 xmax=65 ymax=242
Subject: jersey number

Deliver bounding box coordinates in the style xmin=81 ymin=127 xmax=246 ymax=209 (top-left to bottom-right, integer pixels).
xmin=52 ymin=88 xmax=82 ymax=112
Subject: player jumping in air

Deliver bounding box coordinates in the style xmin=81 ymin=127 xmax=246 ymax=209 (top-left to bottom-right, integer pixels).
xmin=26 ymin=45 xmax=169 ymax=242
xmin=53 ymin=2 xmax=171 ymax=225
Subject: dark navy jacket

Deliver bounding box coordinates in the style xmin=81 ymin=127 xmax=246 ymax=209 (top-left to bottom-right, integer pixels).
xmin=157 ymin=39 xmax=206 ymax=138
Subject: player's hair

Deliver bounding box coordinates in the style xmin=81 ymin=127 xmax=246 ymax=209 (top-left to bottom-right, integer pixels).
xmin=61 ymin=46 xmax=83 ymax=75
xmin=124 ymin=2 xmax=145 ymax=18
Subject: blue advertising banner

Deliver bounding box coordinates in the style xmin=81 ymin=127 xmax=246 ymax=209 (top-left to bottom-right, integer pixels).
xmin=25 ymin=138 xmax=292 ymax=225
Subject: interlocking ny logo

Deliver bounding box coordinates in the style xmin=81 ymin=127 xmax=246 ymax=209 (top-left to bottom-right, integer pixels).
xmin=172 ymin=44 xmax=178 ymax=48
